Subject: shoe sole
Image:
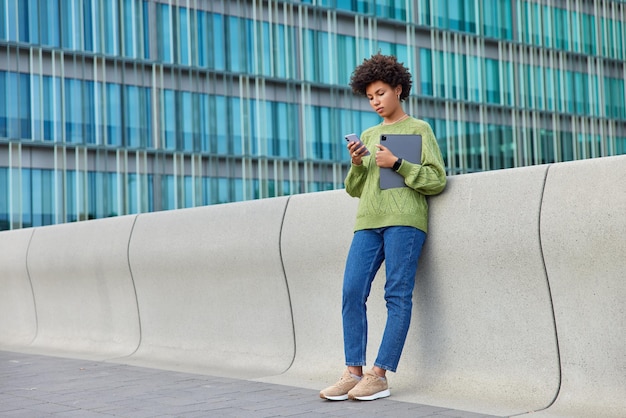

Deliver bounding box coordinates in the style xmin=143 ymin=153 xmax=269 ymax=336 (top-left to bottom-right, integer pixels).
xmin=320 ymin=393 xmax=348 ymax=401
xmin=349 ymin=389 xmax=391 ymax=401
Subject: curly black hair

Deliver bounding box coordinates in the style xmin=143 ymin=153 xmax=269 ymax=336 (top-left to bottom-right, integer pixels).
xmin=349 ymin=53 xmax=412 ymax=102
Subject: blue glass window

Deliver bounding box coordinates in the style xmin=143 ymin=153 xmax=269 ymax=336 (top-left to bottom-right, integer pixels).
xmin=89 ymin=172 xmax=118 ymax=219
xmin=560 ymin=132 xmax=574 ymax=163
xmin=125 ymin=85 xmax=153 ymax=148
xmin=533 ymin=66 xmax=545 ymax=110
xmin=212 ymin=13 xmax=225 ymax=71
xmin=184 ymin=176 xmax=194 ymax=208
xmin=104 ymin=0 xmax=120 ymax=55
xmin=162 ymin=89 xmax=177 ymax=150
xmin=605 ymin=77 xmax=626 ymax=120
xmin=420 ymin=49 xmax=433 ymax=96
xmin=487 ymin=124 xmax=514 ymax=170
xmin=198 ymin=94 xmax=210 ymax=152
xmin=273 ymin=102 xmax=299 ymax=158
xmin=429 ymin=0 xmax=477 ymax=33
xmin=376 ymin=0 xmax=407 ymax=20
xmin=230 ymin=97 xmax=243 ymax=155
xmin=180 ymin=91 xmax=194 ymax=151
xmin=450 ymin=0 xmax=476 ymax=33
xmin=157 ymin=4 xmax=173 ymax=63
xmin=540 ymin=130 xmax=556 ymax=164
xmin=64 ymin=79 xmax=83 ymax=143
xmin=468 ymin=55 xmax=481 ymax=102
xmin=127 ymin=173 xmax=153 ymax=214
xmin=571 ymin=11 xmax=582 ymax=53
xmin=0 ymin=167 xmax=8 ymax=230
xmin=60 ymin=0 xmax=78 ymax=50
xmin=483 ymin=0 xmax=512 ymax=39
xmin=616 ymin=137 xmax=626 ymax=155
xmin=30 ymin=74 xmax=44 ymax=141
xmin=42 ymin=76 xmax=62 ymax=141
xmin=197 ymin=10 xmax=209 ymax=67
xmin=217 ymin=177 xmax=230 ymax=204
xmin=542 ymin=5 xmax=553 ymax=48
xmin=16 ymin=0 xmax=29 ymax=42
xmin=143 ymin=2 xmax=150 ymax=59
xmin=461 ymin=122 xmax=477 ymax=171
xmin=123 ymin=0 xmax=136 ymax=58
xmin=581 ymin=13 xmax=596 ymax=56
xmin=485 ymin=59 xmax=500 ymax=104
xmin=545 ymin=68 xmax=555 ymax=111
xmin=1 ymin=0 xmax=18 ymax=41
xmin=337 ymin=35 xmax=357 ymax=86
xmin=227 ymin=16 xmax=246 ymax=72
xmin=64 ymin=79 xmax=96 ymax=144
xmin=257 ymin=20 xmax=272 ymax=76
xmin=127 ymin=173 xmax=139 ymax=214
xmin=106 ymin=83 xmax=123 ymax=146
xmin=418 ymin=0 xmax=430 ymax=25
xmin=83 ymin=0 xmax=94 ymax=51
xmin=0 ymin=71 xmax=9 ymax=137
xmin=614 ymin=20 xmax=624 ymax=60
xmin=302 ymin=29 xmax=337 ymax=83
xmin=273 ymin=23 xmax=294 ymax=79
xmin=179 ymin=7 xmax=190 ymax=65
xmin=20 ymin=73 xmax=32 ymax=139
xmin=0 ymin=0 xmax=5 ymax=41
xmin=22 ymin=168 xmax=55 ymax=228
xmin=202 ymin=177 xmax=213 ymax=205
xmin=215 ymin=95 xmax=228 ymax=154
xmin=501 ymin=61 xmax=514 ymax=107
xmin=336 ymin=0 xmax=370 ymax=14
xmin=65 ymin=170 xmax=78 ymax=222
xmin=310 ymin=106 xmax=334 ymax=160
xmin=573 ymin=71 xmax=588 ymax=115
xmin=553 ymin=7 xmax=569 ymax=50
xmin=161 ymin=175 xmax=176 ymax=211
xmin=85 ymin=81 xmax=96 ymax=144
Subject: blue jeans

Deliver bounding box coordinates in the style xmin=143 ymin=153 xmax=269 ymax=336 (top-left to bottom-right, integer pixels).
xmin=342 ymin=226 xmax=426 ymax=372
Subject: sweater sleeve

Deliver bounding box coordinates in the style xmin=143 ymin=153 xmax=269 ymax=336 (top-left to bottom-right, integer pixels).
xmin=344 ymin=161 xmax=368 ymax=197
xmin=395 ymin=125 xmax=447 ymax=195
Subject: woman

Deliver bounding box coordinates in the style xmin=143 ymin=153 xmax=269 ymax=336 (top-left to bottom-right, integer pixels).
xmin=320 ymin=53 xmax=447 ymax=401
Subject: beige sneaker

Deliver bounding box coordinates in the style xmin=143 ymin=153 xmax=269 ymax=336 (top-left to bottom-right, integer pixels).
xmin=319 ymin=369 xmax=361 ymax=401
xmin=347 ymin=370 xmax=390 ymax=400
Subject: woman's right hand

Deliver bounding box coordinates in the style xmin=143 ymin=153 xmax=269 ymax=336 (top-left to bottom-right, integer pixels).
xmin=348 ymin=141 xmax=367 ymax=165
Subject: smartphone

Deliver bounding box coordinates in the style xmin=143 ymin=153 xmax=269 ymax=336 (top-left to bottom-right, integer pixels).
xmin=344 ymin=133 xmax=370 ymax=156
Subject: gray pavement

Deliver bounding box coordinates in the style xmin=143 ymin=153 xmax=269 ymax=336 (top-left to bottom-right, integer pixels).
xmin=0 ymin=350 xmax=501 ymax=418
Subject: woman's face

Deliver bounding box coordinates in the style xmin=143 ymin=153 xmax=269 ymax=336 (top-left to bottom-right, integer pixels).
xmin=365 ymin=81 xmax=401 ymax=118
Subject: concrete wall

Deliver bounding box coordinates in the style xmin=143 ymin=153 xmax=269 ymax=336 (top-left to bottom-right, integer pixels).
xmin=1 ymin=155 xmax=625 ymax=417
xmin=535 ymin=156 xmax=626 ymax=418
xmin=25 ymin=216 xmax=141 ymax=359
xmin=125 ymin=199 xmax=295 ymax=378
xmin=0 ymin=228 xmax=37 ymax=347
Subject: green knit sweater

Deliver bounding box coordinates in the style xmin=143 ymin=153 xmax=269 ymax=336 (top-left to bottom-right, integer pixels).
xmin=345 ymin=117 xmax=447 ymax=233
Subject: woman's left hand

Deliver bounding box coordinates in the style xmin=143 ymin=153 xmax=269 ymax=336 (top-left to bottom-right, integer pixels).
xmin=375 ymin=144 xmax=397 ymax=168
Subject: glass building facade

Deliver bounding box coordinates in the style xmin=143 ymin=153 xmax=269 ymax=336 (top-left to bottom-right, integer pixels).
xmin=1 ymin=0 xmax=625 ymax=230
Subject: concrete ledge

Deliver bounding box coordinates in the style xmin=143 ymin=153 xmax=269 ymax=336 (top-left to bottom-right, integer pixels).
xmin=0 ymin=228 xmax=37 ymax=348
xmin=406 ymin=165 xmax=560 ymax=416
xmin=125 ymin=199 xmax=294 ymax=379
xmin=274 ymin=189 xmax=359 ymax=384
xmin=1 ymin=155 xmax=625 ymax=418
xmin=536 ymin=155 xmax=626 ymax=418
xmin=25 ymin=216 xmax=141 ymax=359
xmin=270 ymin=167 xmax=561 ymax=417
